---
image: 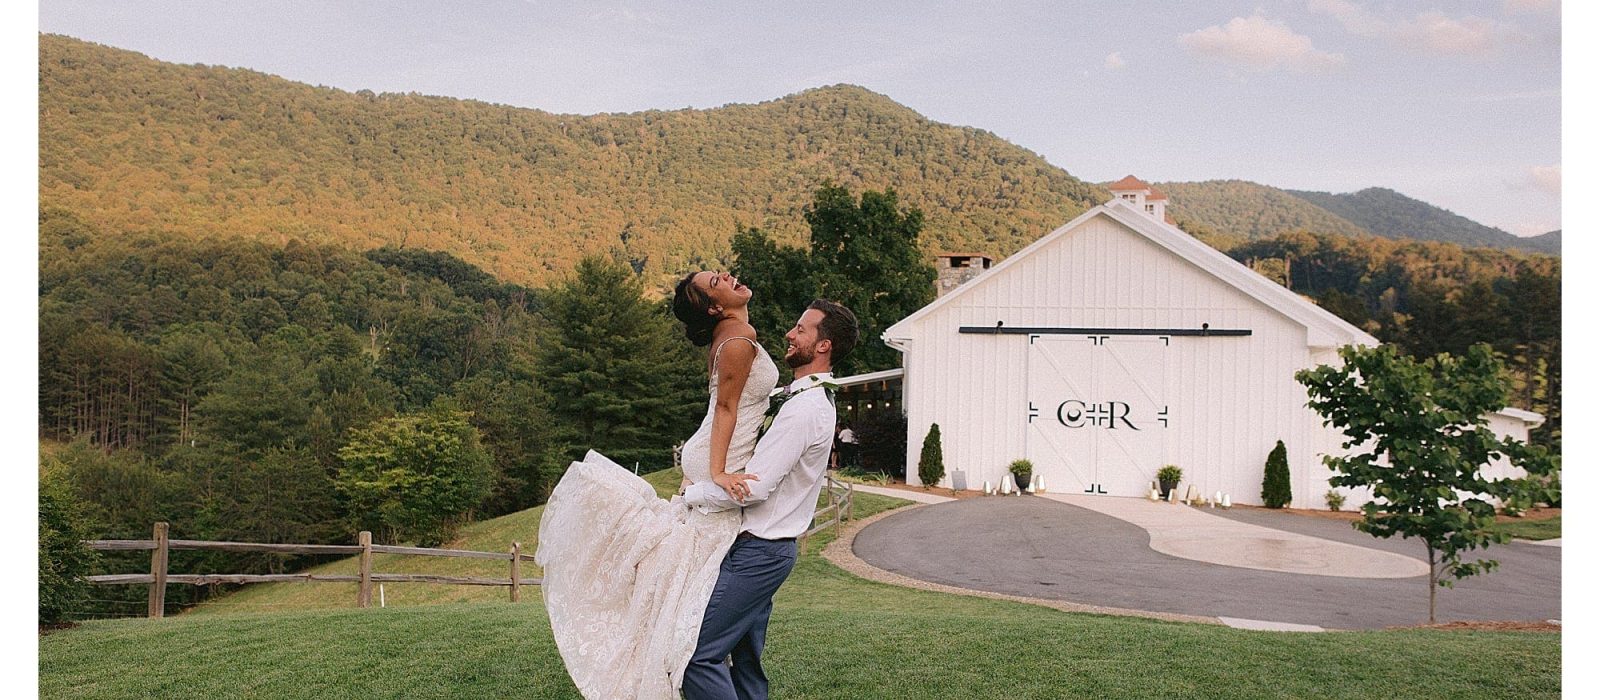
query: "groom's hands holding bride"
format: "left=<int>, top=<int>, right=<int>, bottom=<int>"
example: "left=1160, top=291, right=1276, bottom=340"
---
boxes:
left=713, top=471, right=760, bottom=502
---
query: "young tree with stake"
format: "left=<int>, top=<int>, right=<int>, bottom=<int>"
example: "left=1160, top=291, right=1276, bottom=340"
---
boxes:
left=1295, top=343, right=1558, bottom=623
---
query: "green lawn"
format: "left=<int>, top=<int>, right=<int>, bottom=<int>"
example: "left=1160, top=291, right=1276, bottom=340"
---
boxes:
left=42, top=469, right=1561, bottom=699
left=1494, top=515, right=1561, bottom=541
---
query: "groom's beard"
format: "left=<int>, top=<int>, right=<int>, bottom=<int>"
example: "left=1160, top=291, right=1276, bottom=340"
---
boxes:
left=785, top=345, right=815, bottom=369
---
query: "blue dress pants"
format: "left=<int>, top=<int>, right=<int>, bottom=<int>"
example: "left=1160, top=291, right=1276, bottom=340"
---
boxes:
left=680, top=536, right=798, bottom=700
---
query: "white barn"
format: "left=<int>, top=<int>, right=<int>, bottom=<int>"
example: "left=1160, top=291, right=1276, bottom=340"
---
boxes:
left=881, top=178, right=1543, bottom=508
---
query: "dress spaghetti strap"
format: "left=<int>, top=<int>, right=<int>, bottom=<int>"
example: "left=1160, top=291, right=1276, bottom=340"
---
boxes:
left=711, top=335, right=761, bottom=374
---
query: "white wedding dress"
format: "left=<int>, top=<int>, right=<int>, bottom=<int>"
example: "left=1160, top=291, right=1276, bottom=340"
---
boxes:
left=536, top=337, right=780, bottom=699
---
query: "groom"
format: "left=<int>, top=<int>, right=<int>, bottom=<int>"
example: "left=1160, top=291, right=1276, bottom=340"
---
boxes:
left=679, top=299, right=858, bottom=700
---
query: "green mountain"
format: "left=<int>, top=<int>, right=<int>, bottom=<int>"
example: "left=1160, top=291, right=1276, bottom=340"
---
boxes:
left=1285, top=187, right=1556, bottom=255
left=40, top=34, right=1104, bottom=287
left=40, top=33, right=1557, bottom=281
left=1156, top=180, right=1371, bottom=240
left=1156, top=180, right=1557, bottom=257
left=1524, top=230, right=1561, bottom=255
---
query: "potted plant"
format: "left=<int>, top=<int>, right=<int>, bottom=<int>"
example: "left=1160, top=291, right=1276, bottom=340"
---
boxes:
left=1156, top=465, right=1182, bottom=500
left=1008, top=459, right=1033, bottom=493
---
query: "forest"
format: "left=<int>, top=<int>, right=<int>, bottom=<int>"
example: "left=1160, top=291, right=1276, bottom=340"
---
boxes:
left=39, top=206, right=706, bottom=615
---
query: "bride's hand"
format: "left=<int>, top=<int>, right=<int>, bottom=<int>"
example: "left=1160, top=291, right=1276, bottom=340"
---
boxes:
left=713, top=472, right=760, bottom=502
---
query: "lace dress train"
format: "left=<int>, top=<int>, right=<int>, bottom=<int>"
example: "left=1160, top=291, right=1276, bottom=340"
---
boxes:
left=536, top=338, right=779, bottom=699
left=536, top=450, right=739, bottom=698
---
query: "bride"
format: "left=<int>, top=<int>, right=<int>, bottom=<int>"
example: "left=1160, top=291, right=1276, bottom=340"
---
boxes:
left=535, top=269, right=779, bottom=699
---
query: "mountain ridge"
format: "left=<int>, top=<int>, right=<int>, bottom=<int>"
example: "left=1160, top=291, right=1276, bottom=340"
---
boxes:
left=40, top=33, right=1556, bottom=291
left=1286, top=186, right=1556, bottom=255
left=40, top=34, right=1106, bottom=286
left=1153, top=179, right=1557, bottom=257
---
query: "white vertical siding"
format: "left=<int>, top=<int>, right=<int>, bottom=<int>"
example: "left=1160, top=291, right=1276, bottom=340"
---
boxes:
left=902, top=215, right=1372, bottom=507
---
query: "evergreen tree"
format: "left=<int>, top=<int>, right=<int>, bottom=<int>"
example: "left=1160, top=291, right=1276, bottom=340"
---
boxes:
left=155, top=329, right=228, bottom=449
left=1261, top=440, right=1292, bottom=508
left=443, top=365, right=560, bottom=513
left=918, top=423, right=945, bottom=488
left=193, top=331, right=319, bottom=457
left=534, top=255, right=702, bottom=471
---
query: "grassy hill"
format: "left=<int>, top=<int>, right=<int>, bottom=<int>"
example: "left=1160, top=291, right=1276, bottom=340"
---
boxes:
left=42, top=470, right=1560, bottom=698
left=41, top=34, right=1104, bottom=288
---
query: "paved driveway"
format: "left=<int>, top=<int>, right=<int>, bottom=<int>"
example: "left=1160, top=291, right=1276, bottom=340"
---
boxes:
left=851, top=496, right=1560, bottom=630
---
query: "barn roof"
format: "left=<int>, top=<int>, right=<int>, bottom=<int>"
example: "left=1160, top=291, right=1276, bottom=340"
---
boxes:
left=885, top=199, right=1382, bottom=349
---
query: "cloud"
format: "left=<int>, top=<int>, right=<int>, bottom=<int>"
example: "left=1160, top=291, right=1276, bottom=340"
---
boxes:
left=1307, top=0, right=1387, bottom=35
left=1179, top=15, right=1344, bottom=72
left=1308, top=0, right=1512, bottom=56
left=1104, top=52, right=1125, bottom=70
left=1404, top=12, right=1498, bottom=55
left=1526, top=165, right=1560, bottom=198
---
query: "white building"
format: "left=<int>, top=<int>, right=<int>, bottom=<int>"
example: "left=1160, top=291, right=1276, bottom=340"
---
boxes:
left=880, top=178, right=1543, bottom=508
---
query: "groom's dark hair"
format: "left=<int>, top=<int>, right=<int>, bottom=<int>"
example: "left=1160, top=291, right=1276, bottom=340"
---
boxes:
left=807, top=299, right=858, bottom=362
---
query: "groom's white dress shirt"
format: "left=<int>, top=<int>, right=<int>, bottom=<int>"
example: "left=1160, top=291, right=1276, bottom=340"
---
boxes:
left=683, top=372, right=836, bottom=540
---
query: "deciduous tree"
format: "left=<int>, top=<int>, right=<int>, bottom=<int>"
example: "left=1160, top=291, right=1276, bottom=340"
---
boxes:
left=1295, top=343, right=1559, bottom=622
left=336, top=408, right=494, bottom=546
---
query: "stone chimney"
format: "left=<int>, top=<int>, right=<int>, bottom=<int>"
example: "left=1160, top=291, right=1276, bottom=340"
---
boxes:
left=935, top=253, right=993, bottom=297
left=1107, top=175, right=1175, bottom=225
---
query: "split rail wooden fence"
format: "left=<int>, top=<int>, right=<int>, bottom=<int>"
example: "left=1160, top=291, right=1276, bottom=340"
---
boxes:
left=801, top=475, right=854, bottom=544
left=84, top=475, right=854, bottom=619
left=84, top=524, right=538, bottom=618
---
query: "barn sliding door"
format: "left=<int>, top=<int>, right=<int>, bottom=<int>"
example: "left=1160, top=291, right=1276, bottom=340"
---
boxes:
left=1026, top=335, right=1171, bottom=496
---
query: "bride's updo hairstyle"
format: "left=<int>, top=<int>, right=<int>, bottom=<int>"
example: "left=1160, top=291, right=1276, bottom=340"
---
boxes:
left=672, top=271, right=719, bottom=347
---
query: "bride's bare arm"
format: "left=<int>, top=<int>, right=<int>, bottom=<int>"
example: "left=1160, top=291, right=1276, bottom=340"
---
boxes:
left=709, top=329, right=761, bottom=501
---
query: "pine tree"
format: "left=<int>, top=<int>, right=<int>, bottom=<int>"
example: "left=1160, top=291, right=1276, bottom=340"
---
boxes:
left=918, top=423, right=945, bottom=488
left=1262, top=440, right=1292, bottom=508
left=534, top=255, right=702, bottom=471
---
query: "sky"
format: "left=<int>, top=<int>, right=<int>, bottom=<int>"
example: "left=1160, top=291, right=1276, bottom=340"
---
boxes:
left=38, top=1, right=1562, bottom=236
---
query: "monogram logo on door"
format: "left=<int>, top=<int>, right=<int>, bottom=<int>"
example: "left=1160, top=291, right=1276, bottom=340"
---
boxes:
left=1027, top=400, right=1171, bottom=430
